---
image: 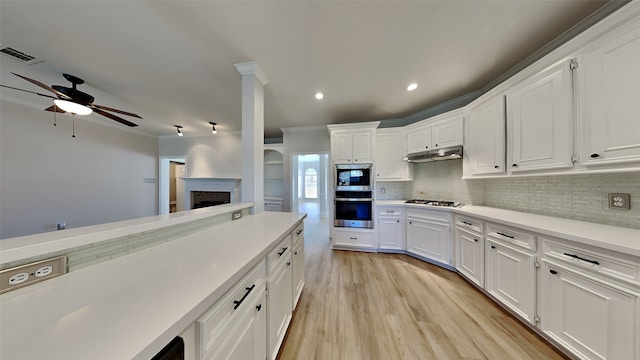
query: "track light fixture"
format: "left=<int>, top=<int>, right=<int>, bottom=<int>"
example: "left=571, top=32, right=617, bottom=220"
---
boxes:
left=209, top=122, right=217, bottom=134
left=174, top=125, right=183, bottom=136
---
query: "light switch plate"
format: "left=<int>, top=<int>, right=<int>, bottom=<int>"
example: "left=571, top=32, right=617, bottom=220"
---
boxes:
left=608, top=193, right=630, bottom=210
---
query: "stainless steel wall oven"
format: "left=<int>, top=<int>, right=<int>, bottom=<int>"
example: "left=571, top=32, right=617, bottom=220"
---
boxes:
left=334, top=190, right=373, bottom=229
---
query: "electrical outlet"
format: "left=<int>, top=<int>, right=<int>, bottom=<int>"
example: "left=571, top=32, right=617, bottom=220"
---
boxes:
left=0, top=256, right=67, bottom=294
left=608, top=193, right=630, bottom=210
left=232, top=210, right=242, bottom=221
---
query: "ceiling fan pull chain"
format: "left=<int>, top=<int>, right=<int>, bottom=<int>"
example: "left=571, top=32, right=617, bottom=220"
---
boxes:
left=72, top=114, right=76, bottom=138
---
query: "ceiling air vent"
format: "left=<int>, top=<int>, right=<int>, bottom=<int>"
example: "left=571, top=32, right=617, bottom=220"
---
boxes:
left=0, top=45, right=43, bottom=65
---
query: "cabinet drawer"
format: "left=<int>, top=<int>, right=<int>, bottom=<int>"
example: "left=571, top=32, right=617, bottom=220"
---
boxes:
left=541, top=237, right=640, bottom=286
left=197, top=260, right=266, bottom=359
left=455, top=215, right=483, bottom=234
left=333, top=230, right=375, bottom=249
left=291, top=222, right=304, bottom=247
left=267, top=235, right=292, bottom=273
left=378, top=206, right=405, bottom=217
left=486, top=223, right=536, bottom=252
left=406, top=208, right=450, bottom=223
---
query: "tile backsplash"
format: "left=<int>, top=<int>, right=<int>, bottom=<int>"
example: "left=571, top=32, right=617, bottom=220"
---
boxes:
left=380, top=159, right=640, bottom=229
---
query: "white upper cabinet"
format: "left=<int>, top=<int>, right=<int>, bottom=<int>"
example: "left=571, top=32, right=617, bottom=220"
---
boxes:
left=465, top=94, right=506, bottom=176
left=406, top=123, right=432, bottom=154
left=507, top=60, right=575, bottom=173
left=406, top=112, right=463, bottom=156
left=579, top=23, right=640, bottom=167
left=375, top=128, right=413, bottom=181
left=328, top=122, right=379, bottom=164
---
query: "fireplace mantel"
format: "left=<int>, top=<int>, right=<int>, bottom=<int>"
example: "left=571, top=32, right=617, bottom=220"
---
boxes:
left=181, top=178, right=241, bottom=210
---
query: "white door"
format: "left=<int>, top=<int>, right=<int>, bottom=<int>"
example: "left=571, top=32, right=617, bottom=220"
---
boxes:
left=580, top=25, right=640, bottom=166
left=351, top=130, right=374, bottom=163
left=378, top=216, right=405, bottom=250
left=331, top=132, right=352, bottom=164
left=432, top=117, right=463, bottom=149
left=406, top=125, right=432, bottom=154
left=375, top=131, right=403, bottom=179
left=507, top=60, right=574, bottom=172
left=406, top=218, right=450, bottom=265
left=485, top=239, right=536, bottom=324
left=466, top=95, right=506, bottom=175
left=540, top=261, right=639, bottom=360
left=267, top=262, right=292, bottom=360
left=456, top=228, right=484, bottom=287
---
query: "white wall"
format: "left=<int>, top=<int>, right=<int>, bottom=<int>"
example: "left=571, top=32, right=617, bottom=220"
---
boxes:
left=282, top=126, right=330, bottom=211
left=159, top=132, right=242, bottom=178
left=0, top=100, right=158, bottom=239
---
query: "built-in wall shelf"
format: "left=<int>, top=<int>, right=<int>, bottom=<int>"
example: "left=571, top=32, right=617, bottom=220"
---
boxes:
left=264, top=161, right=284, bottom=165
left=264, top=146, right=285, bottom=207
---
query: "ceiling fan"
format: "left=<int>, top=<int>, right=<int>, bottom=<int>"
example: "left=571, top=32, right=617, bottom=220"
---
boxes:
left=0, top=72, right=141, bottom=127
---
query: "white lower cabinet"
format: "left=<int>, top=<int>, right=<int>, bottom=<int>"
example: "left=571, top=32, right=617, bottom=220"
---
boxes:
left=485, top=238, right=536, bottom=325
left=540, top=260, right=639, bottom=360
left=406, top=209, right=451, bottom=266
left=197, top=261, right=267, bottom=360
left=291, top=223, right=305, bottom=310
left=455, top=227, right=484, bottom=288
left=332, top=228, right=376, bottom=250
left=378, top=206, right=406, bottom=251
left=267, top=237, right=293, bottom=360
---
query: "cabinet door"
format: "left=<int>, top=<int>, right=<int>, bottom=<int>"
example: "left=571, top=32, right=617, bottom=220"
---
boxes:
left=580, top=25, right=640, bottom=166
left=432, top=117, right=463, bottom=149
left=406, top=124, right=432, bottom=154
left=507, top=60, right=574, bottom=172
left=375, top=131, right=403, bottom=180
left=456, top=228, right=484, bottom=288
left=485, top=239, right=536, bottom=324
left=291, top=239, right=305, bottom=310
left=351, top=130, right=374, bottom=163
left=331, top=132, right=353, bottom=164
left=406, top=219, right=450, bottom=265
left=204, top=291, right=266, bottom=360
left=378, top=216, right=405, bottom=251
left=540, top=261, right=639, bottom=360
left=267, top=262, right=292, bottom=360
left=466, top=95, right=506, bottom=175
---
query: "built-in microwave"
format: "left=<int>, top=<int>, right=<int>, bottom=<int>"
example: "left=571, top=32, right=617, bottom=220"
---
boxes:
left=335, top=164, right=373, bottom=191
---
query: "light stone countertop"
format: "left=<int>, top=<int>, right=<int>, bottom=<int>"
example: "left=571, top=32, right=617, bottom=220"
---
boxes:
left=376, top=201, right=640, bottom=257
left=0, top=211, right=306, bottom=360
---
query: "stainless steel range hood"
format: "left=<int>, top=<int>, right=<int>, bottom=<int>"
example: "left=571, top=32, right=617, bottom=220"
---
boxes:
left=403, top=145, right=463, bottom=163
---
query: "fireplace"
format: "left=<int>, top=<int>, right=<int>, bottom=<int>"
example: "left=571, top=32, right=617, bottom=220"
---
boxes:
left=181, top=177, right=241, bottom=210
left=191, top=191, right=231, bottom=209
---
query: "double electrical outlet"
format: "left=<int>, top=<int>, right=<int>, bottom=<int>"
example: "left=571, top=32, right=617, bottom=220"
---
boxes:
left=0, top=256, right=67, bottom=294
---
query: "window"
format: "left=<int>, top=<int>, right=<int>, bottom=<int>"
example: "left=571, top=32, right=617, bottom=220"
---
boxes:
left=304, top=168, right=318, bottom=199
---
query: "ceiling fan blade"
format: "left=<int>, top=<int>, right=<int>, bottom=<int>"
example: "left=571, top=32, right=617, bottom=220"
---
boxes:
left=92, top=104, right=143, bottom=119
left=92, top=108, right=139, bottom=127
left=11, top=72, right=70, bottom=99
left=0, top=84, right=57, bottom=99
left=44, top=105, right=66, bottom=113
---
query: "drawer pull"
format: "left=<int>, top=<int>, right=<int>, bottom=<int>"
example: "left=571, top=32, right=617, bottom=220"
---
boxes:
left=233, top=284, right=256, bottom=310
left=563, top=252, right=600, bottom=266
left=386, top=210, right=394, bottom=213
left=296, top=230, right=303, bottom=236
left=496, top=232, right=514, bottom=239
left=474, top=239, right=478, bottom=242
left=461, top=221, right=472, bottom=226
left=256, top=304, right=262, bottom=312
left=349, top=237, right=358, bottom=240
left=490, top=245, right=496, bottom=249
left=549, top=269, right=558, bottom=275
left=277, top=247, right=288, bottom=256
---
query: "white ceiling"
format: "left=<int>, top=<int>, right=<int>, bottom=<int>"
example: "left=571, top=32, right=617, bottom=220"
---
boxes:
left=0, top=1, right=610, bottom=138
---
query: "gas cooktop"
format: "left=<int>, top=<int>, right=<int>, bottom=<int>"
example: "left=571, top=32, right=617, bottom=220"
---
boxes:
left=405, top=199, right=462, bottom=207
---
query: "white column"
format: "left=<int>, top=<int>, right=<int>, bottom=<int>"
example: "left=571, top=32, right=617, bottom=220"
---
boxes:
left=234, top=61, right=269, bottom=212
left=319, top=154, right=328, bottom=218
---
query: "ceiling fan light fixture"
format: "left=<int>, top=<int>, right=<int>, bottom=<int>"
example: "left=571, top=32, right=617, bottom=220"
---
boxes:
left=175, top=125, right=183, bottom=136
left=53, top=99, right=92, bottom=115
left=209, top=122, right=217, bottom=134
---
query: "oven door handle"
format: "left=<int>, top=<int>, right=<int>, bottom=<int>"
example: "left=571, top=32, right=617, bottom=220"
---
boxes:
left=335, top=198, right=374, bottom=202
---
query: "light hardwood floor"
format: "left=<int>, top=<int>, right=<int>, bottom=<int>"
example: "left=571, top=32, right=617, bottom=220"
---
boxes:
left=278, top=215, right=567, bottom=360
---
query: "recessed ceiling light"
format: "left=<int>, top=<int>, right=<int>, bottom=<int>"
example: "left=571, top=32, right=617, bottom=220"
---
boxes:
left=406, top=83, right=419, bottom=91
left=315, top=92, right=324, bottom=100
